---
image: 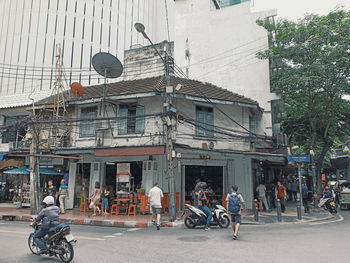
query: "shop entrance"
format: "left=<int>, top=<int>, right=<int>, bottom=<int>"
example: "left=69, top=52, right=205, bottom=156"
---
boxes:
left=105, top=161, right=143, bottom=193
left=185, top=165, right=223, bottom=205
left=74, top=163, right=91, bottom=208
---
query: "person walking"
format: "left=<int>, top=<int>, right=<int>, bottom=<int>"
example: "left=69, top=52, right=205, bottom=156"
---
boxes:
left=101, top=185, right=110, bottom=215
left=56, top=179, right=69, bottom=214
left=276, top=181, right=287, bottom=213
left=301, top=183, right=309, bottom=213
left=226, top=185, right=246, bottom=240
left=286, top=181, right=292, bottom=201
left=266, top=182, right=276, bottom=209
left=148, top=182, right=163, bottom=230
left=256, top=182, right=269, bottom=211
left=90, top=181, right=102, bottom=216
left=291, top=180, right=298, bottom=201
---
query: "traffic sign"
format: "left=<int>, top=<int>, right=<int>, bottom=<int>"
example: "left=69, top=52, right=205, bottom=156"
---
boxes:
left=288, top=155, right=311, bottom=163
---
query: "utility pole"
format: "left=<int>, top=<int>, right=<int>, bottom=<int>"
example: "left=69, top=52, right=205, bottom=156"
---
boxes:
left=164, top=42, right=176, bottom=221
left=134, top=23, right=176, bottom=221
left=29, top=121, right=40, bottom=214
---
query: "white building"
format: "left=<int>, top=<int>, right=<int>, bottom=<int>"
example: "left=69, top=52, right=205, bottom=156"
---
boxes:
left=0, top=0, right=169, bottom=105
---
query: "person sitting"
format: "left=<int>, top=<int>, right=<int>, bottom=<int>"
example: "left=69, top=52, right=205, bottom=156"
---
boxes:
left=195, top=182, right=212, bottom=231
left=32, top=196, right=60, bottom=254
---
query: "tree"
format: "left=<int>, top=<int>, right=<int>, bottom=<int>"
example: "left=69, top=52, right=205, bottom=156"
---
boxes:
left=257, top=9, right=350, bottom=193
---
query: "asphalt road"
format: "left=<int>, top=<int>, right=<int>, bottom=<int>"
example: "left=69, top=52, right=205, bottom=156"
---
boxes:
left=0, top=211, right=349, bottom=263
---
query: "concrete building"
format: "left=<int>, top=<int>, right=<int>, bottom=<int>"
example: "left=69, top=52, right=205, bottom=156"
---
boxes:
left=0, top=75, right=286, bottom=210
left=0, top=0, right=169, bottom=106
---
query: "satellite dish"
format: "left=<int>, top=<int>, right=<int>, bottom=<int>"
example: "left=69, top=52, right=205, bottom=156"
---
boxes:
left=92, top=52, right=123, bottom=78
left=70, top=82, right=85, bottom=97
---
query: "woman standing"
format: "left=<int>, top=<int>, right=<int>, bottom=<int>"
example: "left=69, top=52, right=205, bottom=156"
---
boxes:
left=57, top=179, right=69, bottom=214
left=101, top=185, right=110, bottom=215
left=90, top=181, right=102, bottom=216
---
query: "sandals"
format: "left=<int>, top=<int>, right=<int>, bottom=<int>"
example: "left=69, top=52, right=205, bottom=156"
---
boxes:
left=232, top=235, right=237, bottom=240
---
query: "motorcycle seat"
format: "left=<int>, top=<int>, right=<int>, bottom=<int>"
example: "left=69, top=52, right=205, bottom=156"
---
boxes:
left=49, top=222, right=69, bottom=233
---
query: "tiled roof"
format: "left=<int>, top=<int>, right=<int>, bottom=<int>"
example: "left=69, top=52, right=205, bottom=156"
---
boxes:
left=37, top=76, right=259, bottom=106
left=0, top=90, right=53, bottom=109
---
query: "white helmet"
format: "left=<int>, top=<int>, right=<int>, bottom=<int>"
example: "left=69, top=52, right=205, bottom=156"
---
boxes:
left=42, top=196, right=55, bottom=206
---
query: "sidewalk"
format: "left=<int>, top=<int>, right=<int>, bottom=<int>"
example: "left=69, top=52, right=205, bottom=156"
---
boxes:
left=243, top=201, right=334, bottom=224
left=0, top=201, right=334, bottom=228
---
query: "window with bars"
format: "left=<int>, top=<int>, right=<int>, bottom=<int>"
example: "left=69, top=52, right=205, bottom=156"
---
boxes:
left=79, top=106, right=97, bottom=138
left=196, top=106, right=214, bottom=137
left=117, top=105, right=145, bottom=135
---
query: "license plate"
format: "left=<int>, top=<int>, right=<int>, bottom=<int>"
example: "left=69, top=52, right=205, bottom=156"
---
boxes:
left=65, top=233, right=74, bottom=242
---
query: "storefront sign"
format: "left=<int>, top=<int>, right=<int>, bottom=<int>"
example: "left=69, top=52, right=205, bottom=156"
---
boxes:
left=288, top=155, right=310, bottom=163
left=116, top=163, right=130, bottom=175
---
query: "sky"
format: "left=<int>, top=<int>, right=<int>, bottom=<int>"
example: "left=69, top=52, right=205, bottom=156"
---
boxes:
left=252, top=0, right=350, bottom=20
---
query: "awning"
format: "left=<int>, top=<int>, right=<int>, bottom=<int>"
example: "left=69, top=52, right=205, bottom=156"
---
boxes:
left=95, top=146, right=165, bottom=157
left=0, top=152, right=7, bottom=161
left=3, top=166, right=64, bottom=176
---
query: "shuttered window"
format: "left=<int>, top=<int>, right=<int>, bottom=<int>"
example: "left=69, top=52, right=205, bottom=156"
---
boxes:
left=117, top=105, right=145, bottom=135
left=79, top=106, right=97, bottom=138
left=196, top=106, right=214, bottom=137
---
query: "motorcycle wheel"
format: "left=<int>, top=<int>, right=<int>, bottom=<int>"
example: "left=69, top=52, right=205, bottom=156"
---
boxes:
left=218, top=215, right=230, bottom=228
left=184, top=215, right=196, bottom=229
left=330, top=207, right=337, bottom=214
left=28, top=233, right=39, bottom=255
left=58, top=239, right=74, bottom=263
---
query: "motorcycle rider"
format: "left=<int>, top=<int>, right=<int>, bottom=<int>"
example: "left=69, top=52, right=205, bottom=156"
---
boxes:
left=323, top=185, right=334, bottom=199
left=194, top=180, right=212, bottom=231
left=32, top=195, right=60, bottom=254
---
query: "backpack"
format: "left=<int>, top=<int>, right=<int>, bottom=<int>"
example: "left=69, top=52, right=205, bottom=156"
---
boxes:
left=228, top=193, right=241, bottom=214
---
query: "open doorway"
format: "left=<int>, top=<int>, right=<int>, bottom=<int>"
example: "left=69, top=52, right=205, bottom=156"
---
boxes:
left=185, top=165, right=223, bottom=204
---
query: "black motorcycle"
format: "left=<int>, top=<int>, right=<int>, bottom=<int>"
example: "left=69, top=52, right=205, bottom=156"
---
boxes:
left=184, top=204, right=230, bottom=229
left=28, top=221, right=76, bottom=263
left=318, top=197, right=337, bottom=214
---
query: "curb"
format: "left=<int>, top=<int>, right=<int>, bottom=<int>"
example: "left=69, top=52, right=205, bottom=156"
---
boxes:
left=0, top=214, right=178, bottom=229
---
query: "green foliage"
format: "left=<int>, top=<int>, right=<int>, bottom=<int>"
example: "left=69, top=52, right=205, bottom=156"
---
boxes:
left=257, top=10, right=350, bottom=192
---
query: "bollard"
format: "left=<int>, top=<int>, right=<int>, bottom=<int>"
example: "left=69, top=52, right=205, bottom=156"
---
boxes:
left=253, top=199, right=259, bottom=222
left=296, top=198, right=302, bottom=220
left=276, top=199, right=282, bottom=222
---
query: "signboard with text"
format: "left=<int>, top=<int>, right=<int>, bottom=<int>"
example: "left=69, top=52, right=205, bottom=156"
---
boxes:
left=288, top=155, right=311, bottom=163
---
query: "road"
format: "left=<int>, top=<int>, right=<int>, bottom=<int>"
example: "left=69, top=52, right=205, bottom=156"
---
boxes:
left=0, top=211, right=349, bottom=263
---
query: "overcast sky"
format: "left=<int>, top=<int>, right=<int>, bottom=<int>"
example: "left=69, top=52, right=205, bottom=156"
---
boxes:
left=252, top=0, right=350, bottom=20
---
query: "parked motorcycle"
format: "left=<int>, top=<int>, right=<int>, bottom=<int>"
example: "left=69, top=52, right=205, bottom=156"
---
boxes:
left=184, top=204, right=230, bottom=229
left=28, top=221, right=76, bottom=263
left=318, top=197, right=337, bottom=214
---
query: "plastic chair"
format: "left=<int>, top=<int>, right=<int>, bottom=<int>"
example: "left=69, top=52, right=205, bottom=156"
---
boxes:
left=110, top=204, right=119, bottom=215
left=128, top=204, right=137, bottom=216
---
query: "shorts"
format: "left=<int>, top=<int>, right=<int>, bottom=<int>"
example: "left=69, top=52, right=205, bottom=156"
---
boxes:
left=151, top=206, right=161, bottom=215
left=102, top=198, right=108, bottom=209
left=231, top=213, right=242, bottom=223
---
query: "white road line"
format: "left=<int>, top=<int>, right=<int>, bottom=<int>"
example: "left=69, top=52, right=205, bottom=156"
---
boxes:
left=112, top=233, right=123, bottom=236
left=309, top=214, right=344, bottom=225
left=127, top=228, right=140, bottom=232
left=103, top=235, right=116, bottom=238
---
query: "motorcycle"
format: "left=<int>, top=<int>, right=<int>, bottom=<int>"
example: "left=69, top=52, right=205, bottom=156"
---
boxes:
left=318, top=197, right=337, bottom=214
left=184, top=203, right=230, bottom=229
left=28, top=220, right=76, bottom=263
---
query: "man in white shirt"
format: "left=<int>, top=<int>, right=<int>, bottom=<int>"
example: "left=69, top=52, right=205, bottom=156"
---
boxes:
left=256, top=182, right=269, bottom=211
left=148, top=182, right=163, bottom=230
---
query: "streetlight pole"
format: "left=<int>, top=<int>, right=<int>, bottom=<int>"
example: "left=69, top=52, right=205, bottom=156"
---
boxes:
left=134, top=23, right=176, bottom=221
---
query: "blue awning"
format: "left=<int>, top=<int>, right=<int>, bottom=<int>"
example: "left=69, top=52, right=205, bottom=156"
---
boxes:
left=3, top=166, right=64, bottom=176
left=3, top=166, right=29, bottom=175
left=0, top=152, right=7, bottom=161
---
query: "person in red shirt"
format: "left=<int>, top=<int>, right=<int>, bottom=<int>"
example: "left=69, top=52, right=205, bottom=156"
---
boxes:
left=276, top=181, right=287, bottom=213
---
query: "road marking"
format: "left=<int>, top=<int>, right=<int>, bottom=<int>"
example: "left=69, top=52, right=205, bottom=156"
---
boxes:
left=103, top=235, right=116, bottom=238
left=127, top=228, right=140, bottom=232
left=309, top=214, right=344, bottom=225
left=0, top=230, right=105, bottom=241
left=112, top=233, right=123, bottom=236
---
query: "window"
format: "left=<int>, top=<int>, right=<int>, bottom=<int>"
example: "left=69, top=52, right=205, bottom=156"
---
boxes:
left=79, top=106, right=97, bottom=138
left=117, top=105, right=145, bottom=135
left=213, top=0, right=249, bottom=9
left=196, top=106, right=214, bottom=137
left=2, top=117, right=27, bottom=143
left=249, top=116, right=257, bottom=134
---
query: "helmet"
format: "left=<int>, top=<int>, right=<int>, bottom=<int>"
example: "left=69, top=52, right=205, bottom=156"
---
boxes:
left=199, top=182, right=207, bottom=189
left=42, top=196, right=55, bottom=207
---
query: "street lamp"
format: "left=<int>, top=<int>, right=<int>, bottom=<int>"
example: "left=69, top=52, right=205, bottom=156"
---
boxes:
left=134, top=22, right=176, bottom=221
